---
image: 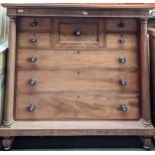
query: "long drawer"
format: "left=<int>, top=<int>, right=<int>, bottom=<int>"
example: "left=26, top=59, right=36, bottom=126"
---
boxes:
left=15, top=93, right=140, bottom=120
left=17, top=50, right=138, bottom=70
left=16, top=70, right=138, bottom=93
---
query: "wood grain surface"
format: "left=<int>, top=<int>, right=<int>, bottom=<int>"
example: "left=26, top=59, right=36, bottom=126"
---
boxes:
left=16, top=50, right=138, bottom=70
left=16, top=70, right=138, bottom=93
left=15, top=92, right=140, bottom=120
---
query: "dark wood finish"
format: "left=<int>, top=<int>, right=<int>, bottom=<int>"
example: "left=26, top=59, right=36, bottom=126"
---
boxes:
left=0, top=4, right=154, bottom=149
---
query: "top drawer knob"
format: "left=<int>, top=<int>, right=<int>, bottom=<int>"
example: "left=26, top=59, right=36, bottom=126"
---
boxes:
left=73, top=29, right=81, bottom=36
left=118, top=22, right=125, bottom=28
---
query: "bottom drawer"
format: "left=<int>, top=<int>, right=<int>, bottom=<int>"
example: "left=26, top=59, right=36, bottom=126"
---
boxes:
left=15, top=92, right=140, bottom=120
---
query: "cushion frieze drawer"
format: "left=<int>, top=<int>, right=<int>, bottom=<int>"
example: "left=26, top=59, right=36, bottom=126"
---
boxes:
left=53, top=18, right=105, bottom=49
left=17, top=50, right=138, bottom=70
left=15, top=93, right=140, bottom=120
left=17, top=33, right=51, bottom=49
left=17, top=17, right=52, bottom=32
left=16, top=70, right=139, bottom=93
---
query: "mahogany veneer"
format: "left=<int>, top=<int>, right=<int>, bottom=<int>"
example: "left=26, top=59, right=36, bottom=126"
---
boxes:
left=0, top=3, right=154, bottom=150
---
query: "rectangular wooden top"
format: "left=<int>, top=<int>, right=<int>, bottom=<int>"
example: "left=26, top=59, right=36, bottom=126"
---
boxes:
left=2, top=3, right=153, bottom=10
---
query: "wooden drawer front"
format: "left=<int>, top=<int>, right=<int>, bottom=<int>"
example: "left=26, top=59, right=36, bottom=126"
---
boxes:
left=15, top=93, right=140, bottom=120
left=106, top=19, right=137, bottom=32
left=17, top=50, right=138, bottom=70
left=53, top=18, right=105, bottom=49
left=16, top=70, right=138, bottom=93
left=106, top=34, right=137, bottom=49
left=17, top=33, right=51, bottom=49
left=17, top=17, right=51, bottom=32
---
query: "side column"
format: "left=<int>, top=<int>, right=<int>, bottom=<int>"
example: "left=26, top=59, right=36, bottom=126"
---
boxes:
left=3, top=17, right=16, bottom=126
left=140, top=18, right=151, bottom=125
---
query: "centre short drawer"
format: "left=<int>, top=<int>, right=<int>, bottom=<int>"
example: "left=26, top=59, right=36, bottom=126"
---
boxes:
left=15, top=93, right=140, bottom=120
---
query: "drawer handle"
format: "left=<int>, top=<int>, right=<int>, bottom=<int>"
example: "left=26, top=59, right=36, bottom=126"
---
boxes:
left=31, top=37, right=37, bottom=43
left=30, top=56, right=38, bottom=63
left=119, top=56, right=126, bottom=64
left=32, top=19, right=38, bottom=27
left=28, top=103, right=37, bottom=112
left=120, top=104, right=128, bottom=112
left=119, top=79, right=127, bottom=86
left=29, top=77, right=37, bottom=85
left=118, top=35, right=125, bottom=44
left=118, top=22, right=125, bottom=28
left=73, top=29, right=81, bottom=36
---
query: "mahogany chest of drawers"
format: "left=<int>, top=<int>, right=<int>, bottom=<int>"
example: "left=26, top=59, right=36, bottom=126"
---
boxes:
left=0, top=4, right=154, bottom=150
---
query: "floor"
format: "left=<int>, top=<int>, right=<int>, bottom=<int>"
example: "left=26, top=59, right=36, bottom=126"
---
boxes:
left=0, top=136, right=155, bottom=151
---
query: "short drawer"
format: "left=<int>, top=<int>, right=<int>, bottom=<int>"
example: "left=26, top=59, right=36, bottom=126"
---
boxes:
left=15, top=93, right=140, bottom=120
left=106, top=18, right=137, bottom=32
left=17, top=17, right=51, bottom=32
left=106, top=34, right=137, bottom=49
left=16, top=70, right=139, bottom=93
left=17, top=33, right=51, bottom=49
left=53, top=18, right=105, bottom=49
left=17, top=50, right=138, bottom=70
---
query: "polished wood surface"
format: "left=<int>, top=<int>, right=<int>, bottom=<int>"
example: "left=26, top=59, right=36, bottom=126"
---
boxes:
left=106, top=18, right=137, bottom=32
left=0, top=4, right=154, bottom=150
left=2, top=3, right=154, bottom=9
left=17, top=50, right=138, bottom=69
left=15, top=93, right=139, bottom=120
left=16, top=70, right=138, bottom=93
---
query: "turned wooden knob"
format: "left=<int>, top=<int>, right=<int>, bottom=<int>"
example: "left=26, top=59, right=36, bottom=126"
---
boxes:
left=119, top=56, right=126, bottom=64
left=29, top=77, right=37, bottom=85
left=119, top=79, right=127, bottom=86
left=28, top=103, right=37, bottom=112
left=30, top=56, right=38, bottom=63
left=73, top=29, right=81, bottom=36
left=120, top=104, right=128, bottom=112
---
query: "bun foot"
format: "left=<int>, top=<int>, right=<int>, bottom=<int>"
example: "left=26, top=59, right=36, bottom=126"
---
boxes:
left=2, top=137, right=14, bottom=151
left=140, top=136, right=152, bottom=150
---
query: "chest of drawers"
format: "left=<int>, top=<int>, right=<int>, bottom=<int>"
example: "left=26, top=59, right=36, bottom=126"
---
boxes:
left=0, top=4, right=154, bottom=150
